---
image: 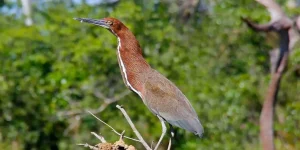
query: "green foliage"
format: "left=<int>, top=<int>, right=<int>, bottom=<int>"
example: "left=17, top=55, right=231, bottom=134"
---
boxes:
left=0, top=0, right=299, bottom=149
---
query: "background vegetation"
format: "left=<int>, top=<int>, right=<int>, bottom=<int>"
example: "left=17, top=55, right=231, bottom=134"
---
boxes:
left=0, top=0, right=299, bottom=149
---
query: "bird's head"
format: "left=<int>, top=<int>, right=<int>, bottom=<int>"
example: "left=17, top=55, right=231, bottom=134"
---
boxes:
left=74, top=17, right=126, bottom=36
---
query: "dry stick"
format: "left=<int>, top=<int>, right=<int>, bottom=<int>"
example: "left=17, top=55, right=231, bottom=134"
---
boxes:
left=116, top=105, right=152, bottom=150
left=91, top=132, right=106, bottom=143
left=77, top=143, right=98, bottom=150
left=120, top=130, right=126, bottom=139
left=88, top=111, right=140, bottom=142
left=77, top=132, right=107, bottom=149
left=150, top=141, right=154, bottom=149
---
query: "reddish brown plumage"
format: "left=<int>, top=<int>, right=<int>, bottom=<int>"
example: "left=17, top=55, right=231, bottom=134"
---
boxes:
left=76, top=17, right=204, bottom=137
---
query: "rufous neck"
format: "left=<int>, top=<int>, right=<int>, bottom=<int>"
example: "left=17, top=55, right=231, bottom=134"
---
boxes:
left=116, top=28, right=151, bottom=93
left=116, top=28, right=143, bottom=55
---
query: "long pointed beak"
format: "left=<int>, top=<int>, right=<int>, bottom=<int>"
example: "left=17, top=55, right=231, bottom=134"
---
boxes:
left=74, top=18, right=109, bottom=28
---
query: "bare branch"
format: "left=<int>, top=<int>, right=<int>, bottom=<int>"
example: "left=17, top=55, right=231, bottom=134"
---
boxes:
left=88, top=111, right=140, bottom=142
left=241, top=17, right=273, bottom=31
left=77, top=143, right=98, bottom=150
left=116, top=105, right=152, bottom=150
left=91, top=132, right=106, bottom=143
left=79, top=131, right=136, bottom=150
left=119, top=130, right=126, bottom=140
left=241, top=0, right=293, bottom=32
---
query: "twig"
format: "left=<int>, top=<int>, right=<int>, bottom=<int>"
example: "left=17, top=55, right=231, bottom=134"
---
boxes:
left=91, top=132, right=106, bottom=143
left=116, top=105, right=152, bottom=150
left=77, top=143, right=98, bottom=150
left=88, top=111, right=140, bottom=142
left=150, top=141, right=154, bottom=149
left=119, top=130, right=125, bottom=140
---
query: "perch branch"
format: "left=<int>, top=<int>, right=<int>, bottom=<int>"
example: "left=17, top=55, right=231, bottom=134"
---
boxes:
left=116, top=105, right=152, bottom=150
left=77, top=132, right=107, bottom=149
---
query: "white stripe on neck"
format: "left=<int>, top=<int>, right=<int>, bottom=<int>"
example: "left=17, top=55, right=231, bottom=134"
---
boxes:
left=117, top=37, right=142, bottom=98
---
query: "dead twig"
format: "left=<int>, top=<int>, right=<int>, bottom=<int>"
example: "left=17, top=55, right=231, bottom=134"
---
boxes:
left=116, top=105, right=152, bottom=150
left=88, top=111, right=140, bottom=142
left=77, top=143, right=98, bottom=150
left=80, top=105, right=172, bottom=150
left=78, top=131, right=136, bottom=150
left=91, top=132, right=106, bottom=143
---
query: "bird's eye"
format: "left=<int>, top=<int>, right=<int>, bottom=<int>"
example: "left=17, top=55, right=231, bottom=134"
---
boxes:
left=106, top=21, right=113, bottom=25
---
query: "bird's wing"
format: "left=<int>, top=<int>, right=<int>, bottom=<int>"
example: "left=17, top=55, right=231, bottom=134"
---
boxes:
left=143, top=70, right=204, bottom=136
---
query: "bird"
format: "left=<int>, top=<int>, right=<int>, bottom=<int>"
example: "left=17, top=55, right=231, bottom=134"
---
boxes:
left=74, top=17, right=204, bottom=143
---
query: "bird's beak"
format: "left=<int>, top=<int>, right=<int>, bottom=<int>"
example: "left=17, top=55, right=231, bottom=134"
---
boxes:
left=74, top=18, right=110, bottom=29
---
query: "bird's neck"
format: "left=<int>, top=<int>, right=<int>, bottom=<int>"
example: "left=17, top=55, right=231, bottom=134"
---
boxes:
left=116, top=30, right=151, bottom=96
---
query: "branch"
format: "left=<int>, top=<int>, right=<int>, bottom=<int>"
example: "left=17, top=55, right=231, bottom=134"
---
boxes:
left=116, top=105, right=152, bottom=150
left=116, top=106, right=172, bottom=150
left=91, top=132, right=106, bottom=143
left=241, top=17, right=291, bottom=32
left=78, top=131, right=136, bottom=150
left=242, top=1, right=295, bottom=150
left=241, top=17, right=273, bottom=31
left=80, top=105, right=171, bottom=150
left=241, top=0, right=293, bottom=32
left=88, top=111, right=140, bottom=142
left=77, top=143, right=98, bottom=150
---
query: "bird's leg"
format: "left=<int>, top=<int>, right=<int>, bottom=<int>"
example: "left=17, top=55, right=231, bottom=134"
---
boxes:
left=154, top=115, right=167, bottom=150
left=167, top=138, right=172, bottom=150
left=169, top=124, right=175, bottom=138
left=167, top=124, right=174, bottom=150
